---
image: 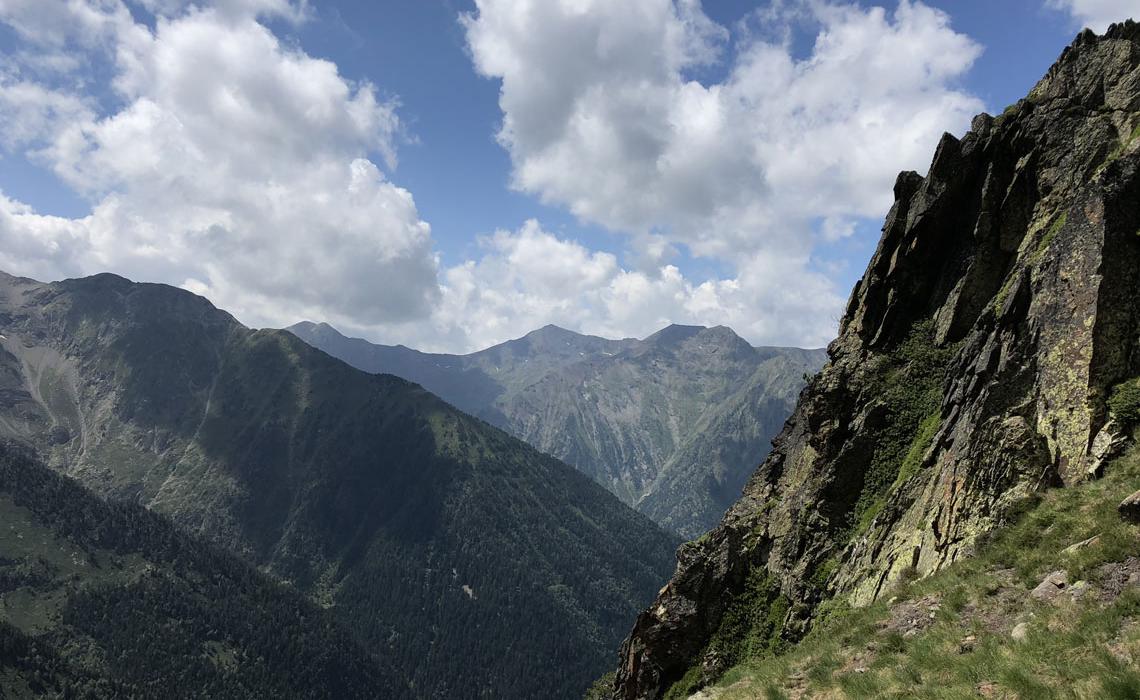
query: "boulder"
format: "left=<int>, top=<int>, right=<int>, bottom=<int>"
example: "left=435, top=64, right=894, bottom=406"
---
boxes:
left=1119, top=490, right=1140, bottom=523
left=1030, top=571, right=1068, bottom=602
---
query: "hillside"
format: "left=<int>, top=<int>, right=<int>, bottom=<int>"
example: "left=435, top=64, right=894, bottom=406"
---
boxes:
left=289, top=322, right=825, bottom=537
left=0, top=443, right=403, bottom=699
left=675, top=440, right=1140, bottom=699
left=0, top=271, right=678, bottom=699
left=611, top=22, right=1140, bottom=699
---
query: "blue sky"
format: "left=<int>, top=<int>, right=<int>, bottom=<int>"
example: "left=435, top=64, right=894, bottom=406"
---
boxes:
left=0, top=0, right=1133, bottom=351
left=286, top=0, right=1084, bottom=286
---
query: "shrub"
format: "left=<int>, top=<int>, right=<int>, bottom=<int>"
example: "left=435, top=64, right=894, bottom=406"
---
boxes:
left=1108, top=378, right=1140, bottom=427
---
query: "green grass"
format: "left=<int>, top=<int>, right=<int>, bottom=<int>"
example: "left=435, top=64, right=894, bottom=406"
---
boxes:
left=681, top=441, right=1140, bottom=700
left=583, top=672, right=615, bottom=700
left=993, top=102, right=1020, bottom=127
left=1105, top=123, right=1140, bottom=165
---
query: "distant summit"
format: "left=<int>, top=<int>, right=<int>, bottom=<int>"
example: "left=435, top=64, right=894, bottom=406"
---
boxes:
left=288, top=321, right=826, bottom=537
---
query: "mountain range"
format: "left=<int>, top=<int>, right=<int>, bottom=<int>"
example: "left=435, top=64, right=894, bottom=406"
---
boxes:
left=0, top=270, right=677, bottom=699
left=4, top=20, right=1140, bottom=700
left=288, top=321, right=825, bottom=538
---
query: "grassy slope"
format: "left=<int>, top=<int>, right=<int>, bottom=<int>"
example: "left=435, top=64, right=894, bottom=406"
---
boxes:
left=683, top=442, right=1140, bottom=700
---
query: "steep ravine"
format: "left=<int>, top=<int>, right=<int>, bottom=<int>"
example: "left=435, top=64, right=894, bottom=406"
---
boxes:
left=612, top=22, right=1140, bottom=699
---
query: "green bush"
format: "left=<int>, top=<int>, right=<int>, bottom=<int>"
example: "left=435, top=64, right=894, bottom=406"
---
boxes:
left=1108, top=378, right=1140, bottom=427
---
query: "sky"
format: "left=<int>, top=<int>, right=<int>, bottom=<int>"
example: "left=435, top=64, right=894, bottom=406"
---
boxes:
left=0, top=0, right=1135, bottom=353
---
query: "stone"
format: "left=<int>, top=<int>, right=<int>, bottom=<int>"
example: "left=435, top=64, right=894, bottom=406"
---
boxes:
left=1119, top=490, right=1140, bottom=523
left=1062, top=535, right=1101, bottom=554
left=1068, top=580, right=1091, bottom=601
left=1030, top=571, right=1069, bottom=602
left=1011, top=623, right=1030, bottom=642
left=1088, top=422, right=1129, bottom=477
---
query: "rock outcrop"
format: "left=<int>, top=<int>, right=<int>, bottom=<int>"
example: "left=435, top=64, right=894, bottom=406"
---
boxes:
left=614, top=22, right=1140, bottom=699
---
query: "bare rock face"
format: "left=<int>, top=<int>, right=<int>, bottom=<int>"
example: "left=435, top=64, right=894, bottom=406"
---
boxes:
left=614, top=22, right=1140, bottom=700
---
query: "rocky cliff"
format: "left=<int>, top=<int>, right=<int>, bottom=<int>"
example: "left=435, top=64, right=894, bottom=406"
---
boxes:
left=614, top=22, right=1140, bottom=699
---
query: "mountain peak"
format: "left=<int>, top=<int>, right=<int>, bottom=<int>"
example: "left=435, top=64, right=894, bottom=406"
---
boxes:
left=644, top=324, right=707, bottom=346
left=287, top=320, right=343, bottom=339
left=527, top=323, right=581, bottom=338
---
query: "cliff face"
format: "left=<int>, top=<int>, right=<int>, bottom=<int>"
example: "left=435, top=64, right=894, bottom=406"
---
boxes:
left=615, top=23, right=1140, bottom=699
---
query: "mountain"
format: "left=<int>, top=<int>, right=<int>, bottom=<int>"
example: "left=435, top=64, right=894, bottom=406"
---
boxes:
left=288, top=321, right=826, bottom=537
left=611, top=22, right=1140, bottom=699
left=0, top=442, right=405, bottom=699
left=0, top=271, right=678, bottom=699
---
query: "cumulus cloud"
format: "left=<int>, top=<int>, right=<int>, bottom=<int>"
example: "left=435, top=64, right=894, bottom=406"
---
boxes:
left=0, top=0, right=989, bottom=353
left=1048, top=0, right=1137, bottom=32
left=0, top=0, right=439, bottom=328
left=462, top=0, right=984, bottom=344
left=336, top=220, right=842, bottom=353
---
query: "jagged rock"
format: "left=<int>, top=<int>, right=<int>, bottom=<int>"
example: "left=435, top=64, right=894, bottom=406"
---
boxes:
left=1030, top=571, right=1069, bottom=602
left=1119, top=490, right=1140, bottom=522
left=614, top=22, right=1140, bottom=700
left=1088, top=422, right=1130, bottom=477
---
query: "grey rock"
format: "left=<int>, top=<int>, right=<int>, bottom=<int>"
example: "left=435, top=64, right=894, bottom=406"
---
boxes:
left=1030, top=571, right=1069, bottom=602
left=1061, top=534, right=1101, bottom=554
left=1120, top=490, right=1140, bottom=523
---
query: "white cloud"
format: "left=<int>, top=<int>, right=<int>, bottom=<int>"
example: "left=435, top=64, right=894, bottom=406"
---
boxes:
left=462, top=0, right=984, bottom=344
left=0, top=0, right=133, bottom=47
left=338, top=220, right=842, bottom=353
left=1048, top=0, right=1137, bottom=32
left=0, top=1, right=439, bottom=329
left=0, top=0, right=990, bottom=354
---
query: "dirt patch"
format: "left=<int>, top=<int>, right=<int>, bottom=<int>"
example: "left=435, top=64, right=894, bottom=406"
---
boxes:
left=878, top=594, right=942, bottom=637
